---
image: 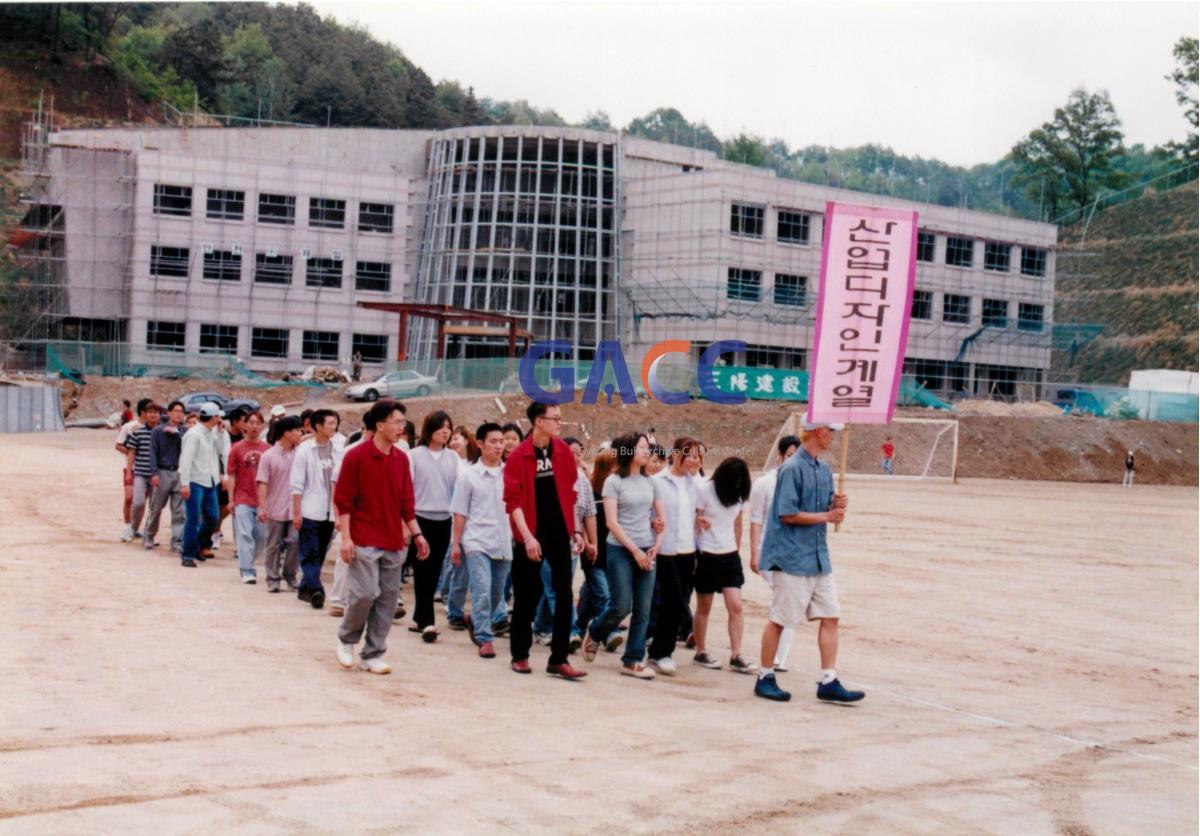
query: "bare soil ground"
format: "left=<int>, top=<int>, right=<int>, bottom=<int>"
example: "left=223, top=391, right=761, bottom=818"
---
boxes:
left=0, top=431, right=1195, bottom=833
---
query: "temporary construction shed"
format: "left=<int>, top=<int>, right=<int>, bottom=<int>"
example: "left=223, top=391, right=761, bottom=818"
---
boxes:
left=0, top=382, right=66, bottom=433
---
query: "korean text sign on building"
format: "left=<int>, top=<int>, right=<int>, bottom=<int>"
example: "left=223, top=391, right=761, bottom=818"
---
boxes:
left=807, top=202, right=918, bottom=424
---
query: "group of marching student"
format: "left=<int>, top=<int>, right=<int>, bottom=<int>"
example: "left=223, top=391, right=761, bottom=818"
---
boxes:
left=114, top=393, right=866, bottom=703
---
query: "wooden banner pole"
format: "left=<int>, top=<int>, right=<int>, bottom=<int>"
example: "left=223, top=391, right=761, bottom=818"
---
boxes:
left=835, top=424, right=850, bottom=533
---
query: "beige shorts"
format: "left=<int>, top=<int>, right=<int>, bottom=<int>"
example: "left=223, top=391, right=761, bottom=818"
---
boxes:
left=767, top=571, right=841, bottom=627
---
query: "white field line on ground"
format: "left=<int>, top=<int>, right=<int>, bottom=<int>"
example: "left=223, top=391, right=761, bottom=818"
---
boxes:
left=860, top=679, right=1199, bottom=772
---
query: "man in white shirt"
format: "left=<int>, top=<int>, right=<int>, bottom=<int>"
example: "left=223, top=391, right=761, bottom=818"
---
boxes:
left=748, top=434, right=801, bottom=672
left=448, top=423, right=513, bottom=659
left=290, top=409, right=343, bottom=609
left=178, top=403, right=225, bottom=568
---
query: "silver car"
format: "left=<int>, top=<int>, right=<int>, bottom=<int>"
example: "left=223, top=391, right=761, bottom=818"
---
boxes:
left=345, top=370, right=437, bottom=402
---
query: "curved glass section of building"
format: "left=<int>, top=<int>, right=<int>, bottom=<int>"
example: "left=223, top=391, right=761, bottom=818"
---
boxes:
left=411, top=128, right=618, bottom=361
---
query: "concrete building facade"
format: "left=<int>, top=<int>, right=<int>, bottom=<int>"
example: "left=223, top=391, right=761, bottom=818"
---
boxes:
left=23, top=124, right=1056, bottom=398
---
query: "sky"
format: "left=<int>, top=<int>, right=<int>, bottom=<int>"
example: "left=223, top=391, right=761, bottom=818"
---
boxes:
left=306, top=1, right=1198, bottom=167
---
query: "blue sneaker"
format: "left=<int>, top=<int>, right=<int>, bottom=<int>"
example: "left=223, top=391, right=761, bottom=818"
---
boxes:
left=754, top=673, right=791, bottom=702
left=816, top=678, right=865, bottom=703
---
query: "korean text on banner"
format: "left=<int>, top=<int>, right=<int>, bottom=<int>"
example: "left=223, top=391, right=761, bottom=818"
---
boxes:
left=807, top=202, right=918, bottom=424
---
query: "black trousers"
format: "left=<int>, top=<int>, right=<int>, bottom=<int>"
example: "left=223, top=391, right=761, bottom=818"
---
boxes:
left=676, top=552, right=696, bottom=641
left=408, top=516, right=451, bottom=629
left=649, top=554, right=690, bottom=659
left=510, top=538, right=573, bottom=666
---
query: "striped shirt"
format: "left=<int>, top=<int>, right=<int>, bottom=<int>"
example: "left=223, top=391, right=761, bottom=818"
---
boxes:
left=127, top=425, right=157, bottom=477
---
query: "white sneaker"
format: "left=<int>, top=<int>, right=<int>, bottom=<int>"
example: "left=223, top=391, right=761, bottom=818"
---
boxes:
left=336, top=640, right=355, bottom=669
left=211, top=532, right=223, bottom=550
left=649, top=657, right=677, bottom=676
left=359, top=657, right=391, bottom=675
left=241, top=575, right=257, bottom=585
left=119, top=526, right=134, bottom=543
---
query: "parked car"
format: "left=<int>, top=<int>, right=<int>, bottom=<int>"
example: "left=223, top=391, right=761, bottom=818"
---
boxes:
left=1051, top=388, right=1105, bottom=417
left=344, top=371, right=437, bottom=402
left=178, top=392, right=262, bottom=415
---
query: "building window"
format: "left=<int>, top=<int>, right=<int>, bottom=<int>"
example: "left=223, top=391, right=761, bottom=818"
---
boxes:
left=153, top=184, right=192, bottom=217
left=251, top=327, right=289, bottom=358
left=730, top=203, right=764, bottom=238
left=206, top=189, right=244, bottom=221
left=745, top=343, right=805, bottom=370
left=202, top=250, right=241, bottom=282
left=150, top=245, right=190, bottom=278
left=1018, top=303, right=1045, bottom=332
left=777, top=210, right=810, bottom=244
left=359, top=202, right=395, bottom=233
left=352, top=333, right=388, bottom=363
left=942, top=293, right=971, bottom=323
left=254, top=253, right=293, bottom=285
left=147, top=320, right=186, bottom=352
left=982, top=298, right=1009, bottom=327
left=1021, top=247, right=1047, bottom=277
left=302, top=330, right=339, bottom=361
left=916, top=231, right=935, bottom=262
left=945, top=236, right=974, bottom=267
left=258, top=193, right=296, bottom=225
left=773, top=273, right=807, bottom=307
left=911, top=289, right=932, bottom=320
left=727, top=268, right=762, bottom=301
left=306, top=258, right=342, bottom=289
left=309, top=197, right=346, bottom=229
left=355, top=261, right=392, bottom=293
left=984, top=241, right=1011, bottom=272
left=199, top=324, right=238, bottom=355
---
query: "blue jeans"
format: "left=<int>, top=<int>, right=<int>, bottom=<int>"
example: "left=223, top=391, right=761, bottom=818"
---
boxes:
left=446, top=559, right=468, bottom=621
left=298, top=518, right=335, bottom=593
left=589, top=543, right=656, bottom=666
left=233, top=504, right=266, bottom=578
left=882, top=458, right=894, bottom=474
left=576, top=561, right=610, bottom=638
left=465, top=552, right=512, bottom=643
left=182, top=481, right=220, bottom=563
left=534, top=554, right=579, bottom=635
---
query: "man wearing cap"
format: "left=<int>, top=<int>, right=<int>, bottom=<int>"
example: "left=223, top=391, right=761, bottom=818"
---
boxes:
left=754, top=420, right=864, bottom=704
left=179, top=402, right=225, bottom=568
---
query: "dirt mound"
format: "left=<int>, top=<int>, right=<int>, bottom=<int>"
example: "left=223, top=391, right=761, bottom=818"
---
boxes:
left=953, top=399, right=1065, bottom=417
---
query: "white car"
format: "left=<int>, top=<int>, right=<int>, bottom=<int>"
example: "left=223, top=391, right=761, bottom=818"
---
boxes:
left=345, top=370, right=437, bottom=402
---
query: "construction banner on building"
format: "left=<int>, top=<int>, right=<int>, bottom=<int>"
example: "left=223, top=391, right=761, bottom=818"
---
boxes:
left=808, top=202, right=918, bottom=424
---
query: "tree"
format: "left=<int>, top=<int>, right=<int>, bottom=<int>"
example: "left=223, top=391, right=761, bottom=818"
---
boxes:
left=1011, top=88, right=1126, bottom=220
left=722, top=133, right=768, bottom=167
left=1164, top=36, right=1198, bottom=165
left=625, top=107, right=722, bottom=153
left=580, top=110, right=613, bottom=131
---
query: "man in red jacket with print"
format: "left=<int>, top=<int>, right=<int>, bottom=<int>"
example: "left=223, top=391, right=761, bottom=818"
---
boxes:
left=503, top=401, right=587, bottom=680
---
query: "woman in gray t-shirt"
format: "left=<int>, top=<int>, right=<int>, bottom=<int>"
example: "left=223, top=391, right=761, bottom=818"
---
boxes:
left=584, top=432, right=665, bottom=680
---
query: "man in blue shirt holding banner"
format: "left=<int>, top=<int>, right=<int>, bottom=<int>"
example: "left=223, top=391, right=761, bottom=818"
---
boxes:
left=754, top=419, right=865, bottom=704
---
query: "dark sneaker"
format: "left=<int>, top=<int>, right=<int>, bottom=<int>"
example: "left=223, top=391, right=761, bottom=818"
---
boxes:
left=511, top=659, right=532, bottom=674
left=604, top=633, right=624, bottom=653
left=393, top=602, right=407, bottom=621
left=478, top=641, right=496, bottom=658
left=198, top=549, right=214, bottom=561
left=685, top=632, right=696, bottom=650
left=546, top=662, right=588, bottom=680
left=310, top=589, right=325, bottom=610
left=492, top=618, right=510, bottom=636
left=422, top=626, right=439, bottom=644
left=568, top=634, right=583, bottom=654
left=447, top=616, right=467, bottom=631
left=181, top=558, right=197, bottom=568
left=816, top=678, right=865, bottom=703
left=728, top=655, right=758, bottom=675
left=692, top=651, right=722, bottom=670
left=297, top=588, right=313, bottom=603
left=754, top=673, right=792, bottom=702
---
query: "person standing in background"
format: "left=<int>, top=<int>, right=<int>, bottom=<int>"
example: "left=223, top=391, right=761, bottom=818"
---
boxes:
left=228, top=412, right=270, bottom=584
left=144, top=400, right=187, bottom=553
left=881, top=435, right=895, bottom=475
left=291, top=409, right=343, bottom=609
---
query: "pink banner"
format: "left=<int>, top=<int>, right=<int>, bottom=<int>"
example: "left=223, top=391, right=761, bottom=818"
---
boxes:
left=807, top=202, right=918, bottom=424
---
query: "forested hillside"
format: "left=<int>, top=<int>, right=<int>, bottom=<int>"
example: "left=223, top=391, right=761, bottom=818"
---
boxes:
left=1053, top=182, right=1199, bottom=384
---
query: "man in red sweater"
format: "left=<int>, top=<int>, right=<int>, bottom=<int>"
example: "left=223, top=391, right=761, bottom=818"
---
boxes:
left=503, top=401, right=587, bottom=680
left=333, top=399, right=428, bottom=674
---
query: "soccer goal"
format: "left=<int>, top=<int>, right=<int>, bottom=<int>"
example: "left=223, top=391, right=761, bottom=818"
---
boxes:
left=765, top=415, right=959, bottom=481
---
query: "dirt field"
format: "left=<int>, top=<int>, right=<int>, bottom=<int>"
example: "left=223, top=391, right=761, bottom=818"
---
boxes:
left=0, top=430, right=1196, bottom=833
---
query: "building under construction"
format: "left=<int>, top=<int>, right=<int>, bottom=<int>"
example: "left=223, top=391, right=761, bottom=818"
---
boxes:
left=12, top=115, right=1057, bottom=398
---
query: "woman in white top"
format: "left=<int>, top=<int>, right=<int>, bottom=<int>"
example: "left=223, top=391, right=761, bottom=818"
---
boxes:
left=691, top=457, right=756, bottom=673
left=406, top=410, right=460, bottom=642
